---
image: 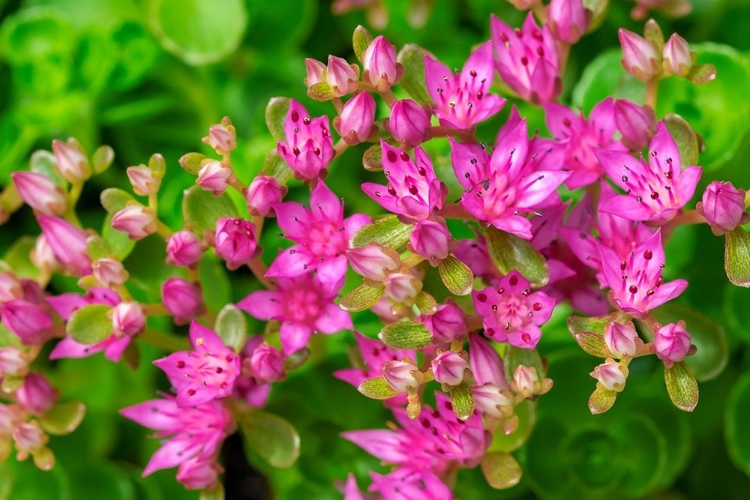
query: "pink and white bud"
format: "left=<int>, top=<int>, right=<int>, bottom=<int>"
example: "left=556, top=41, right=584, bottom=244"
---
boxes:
left=52, top=139, right=90, bottom=183
left=11, top=172, right=66, bottom=216
left=409, top=219, right=452, bottom=265
left=126, top=166, right=160, bottom=197
left=618, top=28, right=661, bottom=82
left=653, top=321, right=692, bottom=365
left=384, top=272, right=422, bottom=305
left=162, top=278, right=205, bottom=325
left=363, top=35, right=401, bottom=91
left=112, top=302, right=146, bottom=337
left=245, top=175, right=286, bottom=217
left=512, top=365, right=552, bottom=399
left=382, top=360, right=423, bottom=392
left=663, top=33, right=693, bottom=77
left=386, top=99, right=431, bottom=147
left=304, top=58, right=326, bottom=87
left=548, top=0, right=591, bottom=45
left=468, top=334, right=507, bottom=387
left=176, top=458, right=222, bottom=490
left=92, top=258, right=128, bottom=288
left=166, top=231, right=204, bottom=267
left=0, top=300, right=53, bottom=345
left=16, top=374, right=58, bottom=416
left=111, top=205, right=157, bottom=240
left=614, top=99, right=656, bottom=150
left=471, top=384, right=513, bottom=419
left=12, top=421, right=48, bottom=454
left=334, top=92, right=376, bottom=145
left=0, top=347, right=28, bottom=378
left=37, top=216, right=90, bottom=276
left=249, top=344, right=285, bottom=383
left=197, top=160, right=233, bottom=196
left=346, top=244, right=400, bottom=282
left=696, top=181, right=748, bottom=236
left=423, top=302, right=467, bottom=343
left=604, top=321, right=640, bottom=358
left=326, top=56, right=360, bottom=97
left=431, top=350, right=470, bottom=386
left=214, top=217, right=259, bottom=270
left=590, top=360, right=629, bottom=392
left=0, top=273, right=22, bottom=304
left=203, top=119, right=237, bottom=155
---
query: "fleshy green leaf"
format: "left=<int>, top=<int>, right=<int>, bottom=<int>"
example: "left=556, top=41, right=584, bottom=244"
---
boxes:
left=67, top=304, right=113, bottom=345
left=340, top=284, right=384, bottom=312
left=30, top=150, right=65, bottom=187
left=352, top=25, right=373, bottom=64
left=574, top=332, right=613, bottom=358
left=87, top=235, right=111, bottom=261
left=481, top=452, right=522, bottom=489
left=215, top=304, right=247, bottom=353
left=451, top=383, right=474, bottom=421
left=725, top=227, right=750, bottom=287
left=179, top=152, right=206, bottom=175
left=103, top=213, right=135, bottom=261
left=686, top=63, right=717, bottom=84
left=3, top=236, right=39, bottom=280
left=351, top=215, right=413, bottom=249
left=663, top=113, right=699, bottom=166
left=100, top=188, right=135, bottom=214
left=362, top=143, right=383, bottom=172
left=379, top=321, right=432, bottom=350
left=588, top=386, right=617, bottom=414
left=239, top=409, right=300, bottom=468
left=199, top=483, right=224, bottom=500
left=396, top=44, right=432, bottom=105
left=567, top=311, right=628, bottom=335
left=583, top=0, right=609, bottom=32
left=261, top=150, right=294, bottom=184
left=438, top=255, right=474, bottom=296
left=357, top=377, right=398, bottom=400
left=307, top=82, right=334, bottom=101
left=414, top=291, right=437, bottom=315
left=92, top=146, right=115, bottom=174
left=504, top=345, right=545, bottom=382
left=643, top=19, right=664, bottom=53
left=40, top=401, right=86, bottom=436
left=182, top=185, right=240, bottom=236
left=485, top=227, right=549, bottom=288
left=265, top=97, right=291, bottom=142
left=664, top=361, right=699, bottom=412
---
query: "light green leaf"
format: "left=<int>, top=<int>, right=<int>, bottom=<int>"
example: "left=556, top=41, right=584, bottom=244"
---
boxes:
left=307, top=82, right=335, bottom=101
left=725, top=227, right=750, bottom=287
left=182, top=185, right=240, bottom=236
left=92, top=146, right=115, bottom=174
left=397, top=44, right=432, bottom=105
left=67, top=304, right=113, bottom=345
left=481, top=452, right=522, bottom=489
left=379, top=321, right=432, bottom=350
left=352, top=25, right=373, bottom=64
left=574, top=332, right=613, bottom=358
left=664, top=361, right=699, bottom=412
left=265, top=97, right=291, bottom=143
left=451, top=383, right=474, bottom=421
left=438, top=255, right=474, bottom=296
left=340, top=284, right=384, bottom=312
left=351, top=215, right=413, bottom=249
left=215, top=304, right=247, bottom=353
left=362, top=143, right=383, bottom=172
left=504, top=345, right=545, bottom=381
left=357, top=377, right=398, bottom=400
left=100, top=188, right=135, bottom=214
left=485, top=227, right=549, bottom=288
left=663, top=113, right=699, bottom=166
left=40, top=401, right=86, bottom=436
left=261, top=150, right=294, bottom=184
left=588, top=386, right=617, bottom=414
left=239, top=409, right=300, bottom=468
left=178, top=152, right=206, bottom=175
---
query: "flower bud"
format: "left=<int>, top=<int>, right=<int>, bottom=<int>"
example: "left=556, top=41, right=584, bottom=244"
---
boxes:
left=162, top=278, right=205, bottom=325
left=468, top=334, right=506, bottom=387
left=245, top=175, right=286, bottom=217
left=512, top=365, right=552, bottom=399
left=16, top=373, right=58, bottom=416
left=547, top=0, right=591, bottom=45
left=346, top=244, right=400, bottom=282
left=409, top=219, right=452, bottom=264
left=604, top=321, right=640, bottom=358
left=363, top=36, right=401, bottom=90
left=386, top=99, right=431, bottom=147
left=304, top=58, right=326, bottom=87
left=203, top=118, right=237, bottom=155
left=111, top=205, right=157, bottom=240
left=37, top=216, right=91, bottom=276
left=0, top=347, right=28, bottom=378
left=249, top=344, right=286, bottom=383
left=382, top=360, right=423, bottom=392
left=696, top=181, right=748, bottom=236
left=423, top=302, right=467, bottom=343
left=166, top=231, right=204, bottom=267
left=12, top=421, right=48, bottom=454
left=0, top=273, right=22, bottom=304
left=176, top=457, right=221, bottom=490
left=112, top=302, right=146, bottom=337
left=334, top=92, right=376, bottom=145
left=663, top=33, right=693, bottom=77
left=471, top=384, right=514, bottom=419
left=214, top=217, right=259, bottom=270
left=52, top=139, right=90, bottom=183
left=653, top=321, right=692, bottom=365
left=384, top=272, right=422, bottom=305
left=30, top=235, right=60, bottom=275
left=507, top=0, right=541, bottom=9
left=614, top=99, right=656, bottom=150
left=618, top=28, right=661, bottom=82
left=197, top=160, right=233, bottom=196
left=92, top=258, right=128, bottom=288
left=590, top=359, right=628, bottom=392
left=126, top=166, right=159, bottom=197
left=326, top=56, right=359, bottom=97
left=431, top=350, right=470, bottom=386
left=0, top=300, right=54, bottom=345
left=11, top=172, right=66, bottom=216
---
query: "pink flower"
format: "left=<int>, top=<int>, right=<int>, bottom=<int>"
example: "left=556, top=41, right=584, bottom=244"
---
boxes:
left=431, top=350, right=470, bottom=386
left=619, top=28, right=661, bottom=81
left=11, top=172, right=66, bottom=216
left=386, top=99, right=432, bottom=147
left=37, top=216, right=91, bottom=276
left=154, top=321, right=240, bottom=406
left=237, top=274, right=352, bottom=355
left=491, top=13, right=561, bottom=104
left=111, top=205, right=157, bottom=240
left=598, top=229, right=687, bottom=318
left=409, top=219, right=452, bottom=265
left=245, top=175, right=286, bottom=217
left=547, top=0, right=591, bottom=44
left=362, top=142, right=447, bottom=222
left=248, top=343, right=285, bottom=384
left=613, top=99, right=656, bottom=151
left=595, top=121, right=702, bottom=223
left=334, top=91, right=376, bottom=145
left=424, top=41, right=505, bottom=130
left=363, top=35, right=402, bottom=91
left=197, top=160, right=233, bottom=196
left=268, top=181, right=369, bottom=288
left=472, top=270, right=556, bottom=349
left=653, top=321, right=692, bottom=365
left=277, top=100, right=334, bottom=181
left=52, top=139, right=90, bottom=183
left=214, top=217, right=260, bottom=271
left=166, top=230, right=204, bottom=267
left=369, top=469, right=453, bottom=500
left=696, top=181, right=749, bottom=236
left=0, top=299, right=54, bottom=345
left=16, top=373, right=58, bottom=416
left=663, top=33, right=693, bottom=77
left=162, top=278, right=205, bottom=325
left=421, top=301, right=467, bottom=343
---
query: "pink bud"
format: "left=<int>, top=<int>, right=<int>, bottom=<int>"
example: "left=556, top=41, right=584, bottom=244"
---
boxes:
left=548, top=0, right=591, bottom=45
left=334, top=92, right=376, bottom=145
left=471, top=383, right=513, bottom=419
left=203, top=119, right=237, bottom=155
left=111, top=205, right=157, bottom=240
left=0, top=300, right=54, bottom=345
left=249, top=344, right=285, bottom=383
left=590, top=360, right=628, bottom=392
left=30, top=235, right=60, bottom=274
left=653, top=321, right=692, bottom=365
left=16, top=373, right=58, bottom=415
left=304, top=58, right=327, bottom=87
left=382, top=360, right=422, bottom=392
left=618, top=28, right=661, bottom=82
left=663, top=33, right=693, bottom=77
left=326, top=55, right=360, bottom=97
left=696, top=181, right=748, bottom=236
left=0, top=404, right=19, bottom=436
left=214, top=217, right=259, bottom=271
left=245, top=175, right=286, bottom=217
left=409, top=219, right=452, bottom=264
left=0, top=273, right=22, bottom=304
left=363, top=35, right=401, bottom=90
left=512, top=365, right=542, bottom=399
left=37, top=216, right=91, bottom=276
left=346, top=244, right=400, bottom=282
left=126, top=166, right=160, bottom=197
left=52, top=139, right=90, bottom=183
left=614, top=99, right=656, bottom=150
left=431, top=350, right=470, bottom=386
left=11, top=172, right=66, bottom=216
left=604, top=321, right=640, bottom=358
left=423, top=302, right=467, bottom=343
left=166, top=230, right=204, bottom=267
left=197, top=160, right=233, bottom=196
left=12, top=421, right=48, bottom=454
left=92, top=258, right=128, bottom=287
left=0, top=347, right=28, bottom=378
left=386, top=99, right=431, bottom=147
left=468, top=334, right=506, bottom=387
left=176, top=457, right=221, bottom=490
left=112, top=302, right=146, bottom=337
left=384, top=272, right=422, bottom=305
left=162, top=278, right=205, bottom=325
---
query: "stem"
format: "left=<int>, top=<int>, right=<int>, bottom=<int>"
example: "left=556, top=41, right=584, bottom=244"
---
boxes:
left=64, top=181, right=84, bottom=227
left=439, top=203, right=473, bottom=220
left=531, top=3, right=547, bottom=23
left=401, top=254, right=425, bottom=269
left=644, top=78, right=660, bottom=110
left=430, top=125, right=477, bottom=144
left=334, top=139, right=350, bottom=157
left=557, top=43, right=571, bottom=78
left=247, top=256, right=276, bottom=289
left=143, top=304, right=169, bottom=316
left=139, top=328, right=190, bottom=352
left=332, top=97, right=344, bottom=114
left=155, top=220, right=173, bottom=239
left=252, top=215, right=265, bottom=239
left=0, top=185, right=23, bottom=223
left=379, top=89, right=398, bottom=107
left=662, top=209, right=705, bottom=242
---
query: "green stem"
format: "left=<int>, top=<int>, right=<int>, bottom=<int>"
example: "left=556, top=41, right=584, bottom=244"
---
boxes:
left=645, top=78, right=660, bottom=110
left=139, top=328, right=189, bottom=352
left=247, top=256, right=276, bottom=289
left=155, top=220, right=173, bottom=239
left=64, top=181, right=84, bottom=227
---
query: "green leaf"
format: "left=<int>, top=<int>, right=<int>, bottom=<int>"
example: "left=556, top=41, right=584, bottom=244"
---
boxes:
left=664, top=361, right=699, bottom=412
left=307, top=82, right=335, bottom=101
left=265, top=97, right=291, bottom=142
left=572, top=49, right=644, bottom=112
left=379, top=321, right=432, bottom=350
left=67, top=304, right=113, bottom=345
left=357, top=377, right=398, bottom=400
left=663, top=113, right=699, bottom=166
left=182, top=185, right=240, bottom=236
left=583, top=0, right=609, bottom=32
left=178, top=152, right=207, bottom=175
left=261, top=150, right=294, bottom=184
left=3, top=236, right=39, bottom=280
left=414, top=291, right=437, bottom=315
left=397, top=44, right=432, bottom=105
left=588, top=386, right=617, bottom=414
left=438, top=255, right=474, bottom=296
left=725, top=227, right=750, bottom=287
left=29, top=150, right=65, bottom=187
left=481, top=452, right=522, bottom=489
left=40, top=401, right=86, bottom=436
left=451, top=383, right=475, bottom=421
left=199, top=483, right=224, bottom=500
left=103, top=213, right=135, bottom=261
left=351, top=215, right=413, bottom=249
left=0, top=8, right=77, bottom=64
left=148, top=0, right=248, bottom=65
left=362, top=143, right=383, bottom=172
left=239, top=409, right=300, bottom=468
left=87, top=235, right=111, bottom=261
left=100, top=188, right=135, bottom=214
left=485, top=227, right=549, bottom=288
left=92, top=146, right=115, bottom=174
left=352, top=25, right=373, bottom=64
left=643, top=19, right=664, bottom=52
left=215, top=304, right=247, bottom=353
left=686, top=63, right=717, bottom=84
left=504, top=345, right=545, bottom=381
left=574, top=332, right=613, bottom=358
left=726, top=372, right=750, bottom=475
left=567, top=312, right=627, bottom=336
left=340, top=284, right=384, bottom=312
left=198, top=255, right=232, bottom=313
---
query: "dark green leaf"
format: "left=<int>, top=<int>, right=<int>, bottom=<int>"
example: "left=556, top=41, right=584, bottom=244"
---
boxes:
left=265, top=97, right=291, bottom=142
left=481, top=452, right=522, bottom=489
left=351, top=215, right=413, bottom=249
left=379, top=321, right=432, bottom=350
left=396, top=44, right=432, bottom=105
left=67, top=304, right=113, bottom=345
left=485, top=227, right=549, bottom=288
left=239, top=409, right=300, bottom=468
left=664, top=361, right=699, bottom=412
left=438, top=255, right=474, bottom=296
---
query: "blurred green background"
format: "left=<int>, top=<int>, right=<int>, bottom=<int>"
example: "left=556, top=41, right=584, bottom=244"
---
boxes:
left=2, top=0, right=750, bottom=499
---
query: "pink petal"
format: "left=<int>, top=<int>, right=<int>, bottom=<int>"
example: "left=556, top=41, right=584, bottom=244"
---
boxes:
left=361, top=182, right=399, bottom=214
left=461, top=41, right=495, bottom=89
left=506, top=324, right=542, bottom=348
left=515, top=171, right=570, bottom=208
left=46, top=293, right=91, bottom=320
left=274, top=202, right=314, bottom=240
left=103, top=336, right=132, bottom=362
left=266, top=246, right=316, bottom=278
left=599, top=194, right=653, bottom=222
left=490, top=119, right=529, bottom=179
left=450, top=138, right=489, bottom=191
left=49, top=337, right=107, bottom=360
left=647, top=279, right=688, bottom=310
left=120, top=399, right=181, bottom=431
left=593, top=148, right=644, bottom=192
left=316, top=255, right=349, bottom=291
left=528, top=291, right=556, bottom=326
left=597, top=243, right=624, bottom=292
left=237, top=291, right=283, bottom=320
left=490, top=215, right=533, bottom=240
left=423, top=55, right=453, bottom=104
left=589, top=97, right=618, bottom=140
left=310, top=181, right=343, bottom=222
left=496, top=106, right=523, bottom=145
left=343, top=213, right=371, bottom=238
left=315, top=302, right=353, bottom=334
left=677, top=166, right=702, bottom=205
left=341, top=430, right=410, bottom=464
left=544, top=101, right=580, bottom=140
left=468, top=334, right=507, bottom=388
left=333, top=368, right=368, bottom=388
left=648, top=121, right=681, bottom=171
left=530, top=57, right=560, bottom=103
left=279, top=322, right=313, bottom=354
left=143, top=437, right=199, bottom=476
left=189, top=321, right=225, bottom=352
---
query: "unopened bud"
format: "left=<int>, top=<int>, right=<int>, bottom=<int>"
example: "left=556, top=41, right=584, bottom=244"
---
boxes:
left=304, top=58, right=326, bottom=87
left=663, top=33, right=693, bottom=77
left=431, top=350, right=470, bottom=386
left=203, top=118, right=237, bottom=155
left=471, top=383, right=514, bottom=419
left=696, top=181, right=748, bottom=236
left=11, top=172, right=66, bottom=216
left=16, top=373, right=58, bottom=416
left=346, top=244, right=400, bottom=282
left=653, top=321, right=692, bottom=365
left=384, top=272, right=422, bottom=305
left=13, top=421, right=48, bottom=456
left=162, top=278, right=205, bottom=325
left=37, top=216, right=90, bottom=276
left=0, top=273, right=22, bottom=304
left=590, top=359, right=628, bottom=392
left=0, top=347, right=28, bottom=378
left=363, top=35, right=402, bottom=91
left=249, top=344, right=286, bottom=383
left=547, top=0, right=591, bottom=45
left=166, top=230, right=204, bottom=267
left=614, top=99, right=656, bottom=150
left=618, top=28, right=661, bottom=82
left=422, top=302, right=467, bottom=343
left=604, top=321, right=640, bottom=358
left=112, top=302, right=146, bottom=337
left=382, top=359, right=423, bottom=392
left=326, top=56, right=360, bottom=97
left=126, top=166, right=160, bottom=197
left=197, top=160, right=233, bottom=196
left=409, top=219, right=452, bottom=265
left=334, top=92, right=376, bottom=145
left=52, top=139, right=90, bottom=183
left=386, top=99, right=431, bottom=147
left=245, top=175, right=286, bottom=217
left=111, top=205, right=157, bottom=240
left=0, top=300, right=54, bottom=345
left=92, top=258, right=128, bottom=288
left=512, top=365, right=552, bottom=399
left=214, top=217, right=259, bottom=270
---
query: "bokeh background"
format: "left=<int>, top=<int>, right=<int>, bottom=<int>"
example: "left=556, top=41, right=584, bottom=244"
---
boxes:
left=2, top=0, right=750, bottom=499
